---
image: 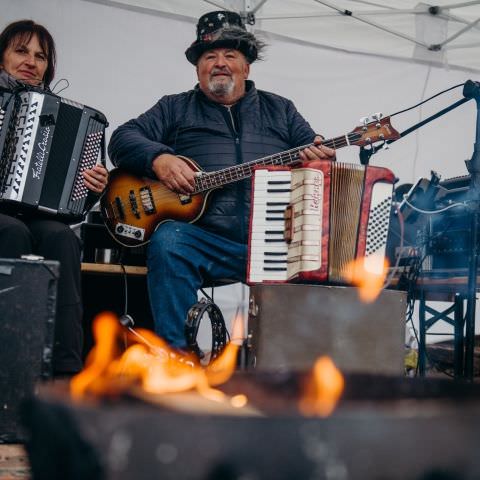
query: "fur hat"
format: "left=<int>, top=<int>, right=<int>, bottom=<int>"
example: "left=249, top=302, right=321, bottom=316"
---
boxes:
left=185, top=11, right=264, bottom=65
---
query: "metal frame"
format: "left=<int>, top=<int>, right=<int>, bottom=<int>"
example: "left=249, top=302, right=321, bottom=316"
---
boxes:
left=418, top=291, right=466, bottom=378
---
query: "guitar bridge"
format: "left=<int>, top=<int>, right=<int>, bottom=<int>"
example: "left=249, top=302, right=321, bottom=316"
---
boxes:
left=114, top=197, right=126, bottom=220
left=179, top=193, right=192, bottom=205
left=140, top=186, right=156, bottom=214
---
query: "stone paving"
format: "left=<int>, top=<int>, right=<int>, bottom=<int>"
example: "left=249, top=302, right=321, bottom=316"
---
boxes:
left=0, top=445, right=30, bottom=480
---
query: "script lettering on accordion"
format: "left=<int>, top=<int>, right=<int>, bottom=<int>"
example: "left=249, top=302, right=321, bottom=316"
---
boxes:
left=286, top=168, right=324, bottom=279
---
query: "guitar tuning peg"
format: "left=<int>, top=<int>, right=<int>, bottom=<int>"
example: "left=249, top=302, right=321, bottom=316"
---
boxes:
left=359, top=116, right=369, bottom=125
left=382, top=141, right=390, bottom=150
left=372, top=112, right=383, bottom=121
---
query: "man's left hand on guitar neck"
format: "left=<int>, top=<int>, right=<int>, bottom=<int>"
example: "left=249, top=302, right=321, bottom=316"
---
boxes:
left=298, top=135, right=336, bottom=163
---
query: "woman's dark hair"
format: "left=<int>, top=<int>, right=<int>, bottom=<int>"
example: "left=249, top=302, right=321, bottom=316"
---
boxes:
left=0, top=20, right=56, bottom=86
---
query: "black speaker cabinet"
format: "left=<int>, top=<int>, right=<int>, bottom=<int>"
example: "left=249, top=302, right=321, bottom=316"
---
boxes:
left=248, top=284, right=407, bottom=375
left=0, top=258, right=58, bottom=443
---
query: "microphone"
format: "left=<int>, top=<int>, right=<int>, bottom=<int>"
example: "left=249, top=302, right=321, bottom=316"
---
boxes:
left=463, top=80, right=480, bottom=99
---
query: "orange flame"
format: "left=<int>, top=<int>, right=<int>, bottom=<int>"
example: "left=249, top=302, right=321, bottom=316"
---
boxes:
left=70, top=312, right=244, bottom=405
left=341, top=254, right=389, bottom=303
left=299, top=356, right=345, bottom=417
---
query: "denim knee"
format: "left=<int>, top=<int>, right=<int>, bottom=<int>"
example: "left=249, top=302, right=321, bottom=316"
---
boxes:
left=147, top=221, right=190, bottom=267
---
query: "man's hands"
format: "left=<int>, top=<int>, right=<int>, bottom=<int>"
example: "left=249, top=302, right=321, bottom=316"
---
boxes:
left=83, top=164, right=109, bottom=194
left=298, top=135, right=336, bottom=163
left=152, top=154, right=196, bottom=194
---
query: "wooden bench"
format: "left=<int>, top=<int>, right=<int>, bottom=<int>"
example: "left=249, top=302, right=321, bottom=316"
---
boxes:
left=81, top=262, right=147, bottom=276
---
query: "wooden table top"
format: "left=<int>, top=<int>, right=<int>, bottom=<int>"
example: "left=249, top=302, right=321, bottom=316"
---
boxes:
left=81, top=262, right=147, bottom=276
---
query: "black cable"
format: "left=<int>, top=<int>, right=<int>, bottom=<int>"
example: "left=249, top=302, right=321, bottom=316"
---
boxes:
left=389, top=97, right=471, bottom=146
left=50, top=78, right=70, bottom=95
left=390, top=83, right=464, bottom=118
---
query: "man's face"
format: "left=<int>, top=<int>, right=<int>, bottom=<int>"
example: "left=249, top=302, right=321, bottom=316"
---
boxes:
left=197, top=48, right=250, bottom=101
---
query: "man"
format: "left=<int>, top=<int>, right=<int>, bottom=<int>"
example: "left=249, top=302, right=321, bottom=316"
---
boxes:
left=108, top=10, right=335, bottom=351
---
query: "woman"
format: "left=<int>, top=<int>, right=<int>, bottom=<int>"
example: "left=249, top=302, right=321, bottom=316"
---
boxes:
left=0, top=20, right=109, bottom=377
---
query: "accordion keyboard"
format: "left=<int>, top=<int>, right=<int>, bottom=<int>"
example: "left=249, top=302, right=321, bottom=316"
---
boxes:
left=248, top=169, right=291, bottom=283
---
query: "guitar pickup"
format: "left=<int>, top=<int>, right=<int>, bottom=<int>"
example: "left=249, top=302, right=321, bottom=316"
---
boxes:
left=114, top=196, right=125, bottom=220
left=140, top=186, right=156, bottom=215
left=129, top=190, right=141, bottom=219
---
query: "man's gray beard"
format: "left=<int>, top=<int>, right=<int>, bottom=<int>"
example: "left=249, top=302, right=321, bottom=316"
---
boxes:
left=208, top=77, right=234, bottom=97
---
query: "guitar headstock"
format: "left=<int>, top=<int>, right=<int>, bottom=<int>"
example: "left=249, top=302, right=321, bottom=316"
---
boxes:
left=349, top=113, right=400, bottom=148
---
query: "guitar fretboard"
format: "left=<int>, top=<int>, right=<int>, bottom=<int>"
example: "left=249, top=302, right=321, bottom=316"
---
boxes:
left=193, top=132, right=362, bottom=193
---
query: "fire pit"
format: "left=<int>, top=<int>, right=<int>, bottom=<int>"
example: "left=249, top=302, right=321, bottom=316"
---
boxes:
left=21, top=372, right=480, bottom=480
left=19, top=312, right=480, bottom=480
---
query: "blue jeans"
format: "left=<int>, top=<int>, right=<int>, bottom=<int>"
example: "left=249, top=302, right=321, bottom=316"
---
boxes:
left=147, top=221, right=247, bottom=348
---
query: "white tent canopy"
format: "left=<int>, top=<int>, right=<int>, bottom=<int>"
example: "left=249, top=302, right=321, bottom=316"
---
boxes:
left=86, top=0, right=480, bottom=72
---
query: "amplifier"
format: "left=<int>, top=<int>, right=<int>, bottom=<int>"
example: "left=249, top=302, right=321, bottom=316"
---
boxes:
left=80, top=211, right=147, bottom=266
left=0, top=258, right=58, bottom=442
left=248, top=284, right=407, bottom=375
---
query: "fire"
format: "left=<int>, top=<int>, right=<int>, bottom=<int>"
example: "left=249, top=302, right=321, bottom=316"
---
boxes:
left=299, top=356, right=345, bottom=417
left=72, top=312, right=343, bottom=418
left=341, top=253, right=389, bottom=303
left=70, top=312, right=243, bottom=404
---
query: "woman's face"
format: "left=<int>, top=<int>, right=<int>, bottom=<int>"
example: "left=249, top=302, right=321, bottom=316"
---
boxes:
left=1, top=33, right=48, bottom=86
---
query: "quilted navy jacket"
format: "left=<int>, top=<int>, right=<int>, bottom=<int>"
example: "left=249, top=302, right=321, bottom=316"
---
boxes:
left=108, top=80, right=317, bottom=244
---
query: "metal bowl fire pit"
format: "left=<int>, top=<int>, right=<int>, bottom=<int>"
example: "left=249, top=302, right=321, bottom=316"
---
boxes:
left=22, top=371, right=480, bottom=480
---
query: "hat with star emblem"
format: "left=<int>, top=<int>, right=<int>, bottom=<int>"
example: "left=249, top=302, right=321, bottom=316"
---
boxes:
left=185, top=10, right=264, bottom=65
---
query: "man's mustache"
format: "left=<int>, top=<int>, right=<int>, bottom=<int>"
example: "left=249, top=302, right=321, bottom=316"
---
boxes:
left=211, top=68, right=231, bottom=76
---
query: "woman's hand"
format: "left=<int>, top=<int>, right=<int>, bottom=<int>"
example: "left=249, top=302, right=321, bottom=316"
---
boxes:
left=83, top=164, right=109, bottom=194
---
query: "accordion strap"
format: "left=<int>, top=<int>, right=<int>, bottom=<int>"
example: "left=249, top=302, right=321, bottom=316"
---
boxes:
left=185, top=297, right=228, bottom=362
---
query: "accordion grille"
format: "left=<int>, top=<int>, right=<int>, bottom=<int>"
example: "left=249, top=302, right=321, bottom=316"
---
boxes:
left=329, top=163, right=365, bottom=282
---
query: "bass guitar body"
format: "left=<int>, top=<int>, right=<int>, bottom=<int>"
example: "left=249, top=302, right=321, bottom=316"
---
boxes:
left=101, top=158, right=208, bottom=247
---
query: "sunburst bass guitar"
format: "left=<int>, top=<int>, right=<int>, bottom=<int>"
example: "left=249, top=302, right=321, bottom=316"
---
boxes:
left=101, top=115, right=399, bottom=247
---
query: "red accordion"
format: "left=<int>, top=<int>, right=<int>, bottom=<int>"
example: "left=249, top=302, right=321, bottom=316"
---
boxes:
left=247, top=160, right=395, bottom=285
